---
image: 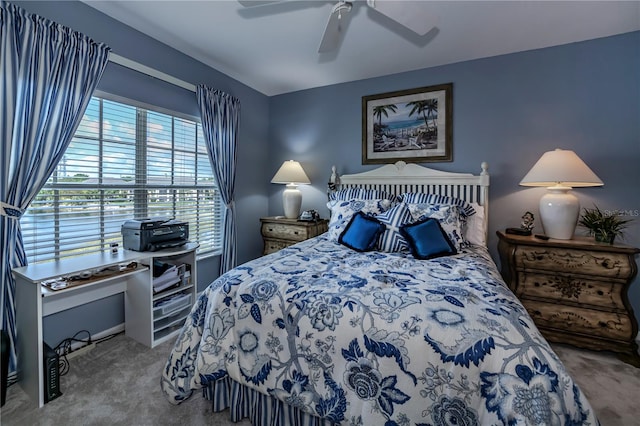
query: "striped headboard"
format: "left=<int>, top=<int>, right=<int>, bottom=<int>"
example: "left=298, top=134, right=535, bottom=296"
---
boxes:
left=332, top=161, right=490, bottom=239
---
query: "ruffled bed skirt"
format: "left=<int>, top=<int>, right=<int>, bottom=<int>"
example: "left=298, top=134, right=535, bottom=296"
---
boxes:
left=203, top=377, right=333, bottom=426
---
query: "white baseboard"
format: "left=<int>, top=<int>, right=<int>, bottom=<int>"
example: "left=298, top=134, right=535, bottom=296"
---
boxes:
left=93, top=323, right=125, bottom=340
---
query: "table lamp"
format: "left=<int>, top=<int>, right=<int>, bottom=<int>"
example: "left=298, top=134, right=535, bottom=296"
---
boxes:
left=520, top=149, right=603, bottom=240
left=271, top=160, right=311, bottom=219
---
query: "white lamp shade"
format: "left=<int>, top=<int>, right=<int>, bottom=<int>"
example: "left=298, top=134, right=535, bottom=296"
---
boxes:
left=520, top=149, right=603, bottom=240
left=271, top=160, right=311, bottom=185
left=519, top=149, right=603, bottom=188
left=271, top=161, right=310, bottom=219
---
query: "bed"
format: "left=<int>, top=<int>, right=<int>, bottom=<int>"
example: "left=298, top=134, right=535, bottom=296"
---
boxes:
left=161, top=161, right=598, bottom=425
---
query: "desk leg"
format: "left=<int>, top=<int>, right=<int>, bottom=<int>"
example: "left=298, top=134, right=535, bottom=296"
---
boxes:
left=15, top=276, right=44, bottom=407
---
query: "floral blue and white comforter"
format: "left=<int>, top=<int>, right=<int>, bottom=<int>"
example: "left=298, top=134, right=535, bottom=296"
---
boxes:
left=161, top=235, right=597, bottom=425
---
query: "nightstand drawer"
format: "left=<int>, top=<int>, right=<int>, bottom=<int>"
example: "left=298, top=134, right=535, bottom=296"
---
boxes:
left=262, top=223, right=310, bottom=241
left=524, top=300, right=634, bottom=341
left=263, top=239, right=290, bottom=255
left=260, top=217, right=328, bottom=256
left=514, top=246, right=633, bottom=279
left=518, top=272, right=625, bottom=311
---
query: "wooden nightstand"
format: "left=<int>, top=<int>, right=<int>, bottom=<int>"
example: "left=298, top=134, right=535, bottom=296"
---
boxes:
left=497, top=230, right=640, bottom=366
left=260, top=217, right=328, bottom=255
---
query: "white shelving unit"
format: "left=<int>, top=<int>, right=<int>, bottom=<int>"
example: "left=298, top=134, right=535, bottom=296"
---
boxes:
left=12, top=243, right=198, bottom=407
left=125, top=246, right=197, bottom=347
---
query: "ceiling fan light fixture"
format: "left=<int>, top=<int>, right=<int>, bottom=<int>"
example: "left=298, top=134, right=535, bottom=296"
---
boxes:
left=334, top=1, right=352, bottom=19
left=318, top=1, right=353, bottom=53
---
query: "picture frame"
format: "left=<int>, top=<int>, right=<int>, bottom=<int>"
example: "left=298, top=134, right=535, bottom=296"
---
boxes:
left=362, top=83, right=452, bottom=164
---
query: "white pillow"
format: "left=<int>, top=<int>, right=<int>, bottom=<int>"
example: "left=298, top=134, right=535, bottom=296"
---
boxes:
left=327, top=199, right=392, bottom=241
left=465, top=202, right=486, bottom=246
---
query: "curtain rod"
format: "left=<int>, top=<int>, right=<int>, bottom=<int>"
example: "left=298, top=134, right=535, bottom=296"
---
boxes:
left=109, top=53, right=196, bottom=93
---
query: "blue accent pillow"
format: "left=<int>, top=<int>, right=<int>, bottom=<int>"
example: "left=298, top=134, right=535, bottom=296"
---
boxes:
left=338, top=212, right=386, bottom=252
left=326, top=199, right=392, bottom=241
left=406, top=203, right=469, bottom=250
left=399, top=218, right=457, bottom=260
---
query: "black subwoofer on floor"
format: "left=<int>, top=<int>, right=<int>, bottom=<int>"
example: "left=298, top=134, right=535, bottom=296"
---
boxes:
left=43, top=342, right=61, bottom=403
left=1, top=329, right=9, bottom=407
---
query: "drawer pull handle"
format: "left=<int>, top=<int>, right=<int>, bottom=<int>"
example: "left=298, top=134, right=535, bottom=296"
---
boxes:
left=598, top=321, right=607, bottom=328
left=597, top=290, right=604, bottom=296
left=294, top=231, right=299, bottom=235
left=533, top=310, right=541, bottom=316
left=268, top=228, right=273, bottom=232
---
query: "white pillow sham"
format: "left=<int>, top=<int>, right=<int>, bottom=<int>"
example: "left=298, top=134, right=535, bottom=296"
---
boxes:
left=398, top=192, right=476, bottom=217
left=465, top=202, right=486, bottom=246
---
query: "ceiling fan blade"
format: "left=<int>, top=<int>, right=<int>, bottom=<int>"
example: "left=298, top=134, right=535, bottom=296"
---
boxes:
left=366, top=0, right=438, bottom=36
left=237, top=1, right=284, bottom=7
left=237, top=1, right=328, bottom=19
left=318, top=2, right=352, bottom=53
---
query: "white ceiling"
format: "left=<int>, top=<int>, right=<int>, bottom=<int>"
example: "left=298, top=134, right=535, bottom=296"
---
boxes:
left=83, top=0, right=640, bottom=96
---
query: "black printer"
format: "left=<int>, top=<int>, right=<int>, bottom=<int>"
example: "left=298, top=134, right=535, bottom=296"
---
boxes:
left=121, top=218, right=189, bottom=252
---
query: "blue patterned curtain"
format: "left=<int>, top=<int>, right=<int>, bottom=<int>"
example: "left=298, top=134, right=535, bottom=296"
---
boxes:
left=0, top=1, right=110, bottom=377
left=196, top=85, right=240, bottom=274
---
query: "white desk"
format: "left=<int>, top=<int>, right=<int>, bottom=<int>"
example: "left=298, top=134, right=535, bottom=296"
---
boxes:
left=12, top=243, right=198, bottom=407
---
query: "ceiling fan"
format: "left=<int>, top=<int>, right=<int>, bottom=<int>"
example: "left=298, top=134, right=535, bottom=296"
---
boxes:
left=238, top=1, right=437, bottom=53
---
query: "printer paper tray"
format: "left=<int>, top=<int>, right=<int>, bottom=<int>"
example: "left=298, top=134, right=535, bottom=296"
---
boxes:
left=148, top=240, right=186, bottom=251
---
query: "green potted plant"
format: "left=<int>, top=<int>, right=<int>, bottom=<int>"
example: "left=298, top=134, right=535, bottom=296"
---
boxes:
left=578, top=205, right=632, bottom=244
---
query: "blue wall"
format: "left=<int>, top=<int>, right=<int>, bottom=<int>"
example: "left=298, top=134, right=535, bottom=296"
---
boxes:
left=268, top=31, right=640, bottom=315
left=12, top=0, right=271, bottom=346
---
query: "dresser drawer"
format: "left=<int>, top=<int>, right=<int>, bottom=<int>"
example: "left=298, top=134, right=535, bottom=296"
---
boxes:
left=523, top=299, right=634, bottom=341
left=514, top=246, right=633, bottom=279
left=517, top=272, right=625, bottom=311
left=262, top=222, right=310, bottom=242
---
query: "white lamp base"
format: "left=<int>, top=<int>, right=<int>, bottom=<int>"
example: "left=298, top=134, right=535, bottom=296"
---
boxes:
left=282, top=184, right=302, bottom=219
left=539, top=187, right=579, bottom=240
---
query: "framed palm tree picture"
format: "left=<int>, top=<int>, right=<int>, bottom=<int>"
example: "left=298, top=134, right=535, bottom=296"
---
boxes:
left=362, top=83, right=452, bottom=164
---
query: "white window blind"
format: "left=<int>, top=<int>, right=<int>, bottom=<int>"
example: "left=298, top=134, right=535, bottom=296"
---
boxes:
left=21, top=96, right=223, bottom=263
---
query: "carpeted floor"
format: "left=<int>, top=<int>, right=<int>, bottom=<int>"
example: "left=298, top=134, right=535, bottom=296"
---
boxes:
left=1, top=333, right=639, bottom=425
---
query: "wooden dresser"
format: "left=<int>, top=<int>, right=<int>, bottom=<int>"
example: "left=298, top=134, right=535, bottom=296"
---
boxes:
left=497, top=230, right=640, bottom=366
left=260, top=217, right=328, bottom=255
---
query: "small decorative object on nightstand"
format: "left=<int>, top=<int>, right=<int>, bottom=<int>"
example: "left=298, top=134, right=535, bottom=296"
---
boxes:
left=261, top=216, right=328, bottom=255
left=497, top=230, right=640, bottom=367
left=506, top=211, right=536, bottom=236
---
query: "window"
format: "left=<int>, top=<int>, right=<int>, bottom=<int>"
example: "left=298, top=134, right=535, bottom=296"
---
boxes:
left=21, top=95, right=223, bottom=263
